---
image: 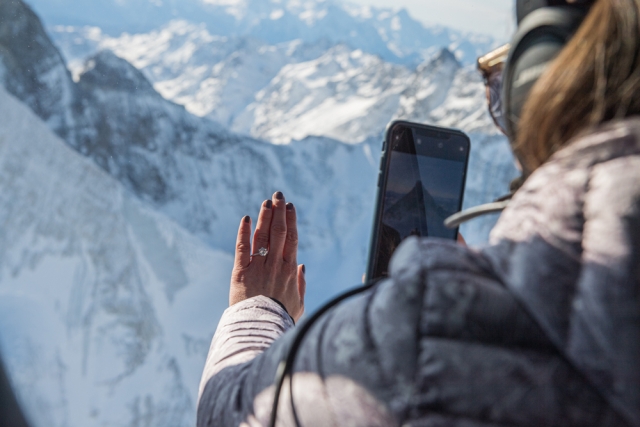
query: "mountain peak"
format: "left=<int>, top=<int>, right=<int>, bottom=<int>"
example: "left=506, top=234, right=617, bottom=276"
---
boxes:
left=418, top=47, right=461, bottom=72
left=436, top=47, right=460, bottom=64
left=395, top=8, right=412, bottom=20
left=78, top=50, right=156, bottom=94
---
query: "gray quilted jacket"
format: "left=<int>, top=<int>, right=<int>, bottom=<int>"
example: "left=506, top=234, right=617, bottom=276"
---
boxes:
left=197, top=118, right=640, bottom=427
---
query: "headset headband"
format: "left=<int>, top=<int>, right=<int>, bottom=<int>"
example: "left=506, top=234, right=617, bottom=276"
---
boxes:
left=517, top=0, right=595, bottom=23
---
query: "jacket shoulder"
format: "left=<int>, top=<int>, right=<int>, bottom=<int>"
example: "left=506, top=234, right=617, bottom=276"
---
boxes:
left=389, top=237, right=554, bottom=349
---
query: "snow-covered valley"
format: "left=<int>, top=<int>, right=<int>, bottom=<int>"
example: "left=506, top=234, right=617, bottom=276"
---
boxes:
left=0, top=0, right=518, bottom=425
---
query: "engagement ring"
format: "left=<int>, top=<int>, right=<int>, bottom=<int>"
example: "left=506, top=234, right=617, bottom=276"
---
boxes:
left=251, top=247, right=269, bottom=257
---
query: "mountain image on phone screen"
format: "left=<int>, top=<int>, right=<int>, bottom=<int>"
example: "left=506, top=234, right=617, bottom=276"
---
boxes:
left=370, top=124, right=468, bottom=278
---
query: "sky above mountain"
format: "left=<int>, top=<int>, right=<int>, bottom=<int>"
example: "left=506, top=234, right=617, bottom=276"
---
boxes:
left=348, top=0, right=514, bottom=39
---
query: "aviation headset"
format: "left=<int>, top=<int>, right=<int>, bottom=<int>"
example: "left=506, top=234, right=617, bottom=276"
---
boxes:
left=268, top=2, right=598, bottom=426
left=446, top=0, right=598, bottom=228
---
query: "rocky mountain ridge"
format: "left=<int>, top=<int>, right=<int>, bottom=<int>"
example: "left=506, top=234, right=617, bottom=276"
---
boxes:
left=51, top=21, right=500, bottom=145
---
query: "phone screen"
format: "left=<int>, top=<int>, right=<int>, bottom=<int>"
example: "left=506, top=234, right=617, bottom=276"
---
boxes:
left=369, top=124, right=469, bottom=279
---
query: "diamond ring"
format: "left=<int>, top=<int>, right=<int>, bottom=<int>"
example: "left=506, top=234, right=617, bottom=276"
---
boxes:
left=251, top=247, right=269, bottom=257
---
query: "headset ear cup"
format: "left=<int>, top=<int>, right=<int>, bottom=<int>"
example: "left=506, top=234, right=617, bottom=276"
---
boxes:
left=502, top=33, right=567, bottom=143
left=502, top=7, right=588, bottom=154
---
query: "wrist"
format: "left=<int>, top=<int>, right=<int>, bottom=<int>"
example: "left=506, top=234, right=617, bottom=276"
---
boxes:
left=268, top=297, right=295, bottom=325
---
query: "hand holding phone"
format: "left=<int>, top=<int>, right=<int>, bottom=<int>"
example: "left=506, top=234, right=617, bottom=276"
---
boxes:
left=366, top=121, right=470, bottom=281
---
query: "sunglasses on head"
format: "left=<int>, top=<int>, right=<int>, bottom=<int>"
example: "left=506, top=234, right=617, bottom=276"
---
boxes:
left=477, top=44, right=510, bottom=135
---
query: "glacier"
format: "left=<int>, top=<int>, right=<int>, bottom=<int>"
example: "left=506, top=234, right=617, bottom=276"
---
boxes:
left=0, top=0, right=520, bottom=426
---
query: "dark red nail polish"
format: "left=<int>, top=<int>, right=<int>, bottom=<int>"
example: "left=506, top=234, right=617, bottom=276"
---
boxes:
left=243, top=215, right=250, bottom=223
left=302, top=264, right=306, bottom=274
left=275, top=191, right=284, bottom=200
left=286, top=202, right=294, bottom=211
left=265, top=200, right=272, bottom=209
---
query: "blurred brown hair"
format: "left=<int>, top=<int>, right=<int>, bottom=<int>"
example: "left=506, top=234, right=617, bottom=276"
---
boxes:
left=515, top=0, right=640, bottom=173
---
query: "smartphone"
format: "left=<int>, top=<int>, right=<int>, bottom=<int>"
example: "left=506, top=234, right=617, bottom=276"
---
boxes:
left=365, top=121, right=470, bottom=281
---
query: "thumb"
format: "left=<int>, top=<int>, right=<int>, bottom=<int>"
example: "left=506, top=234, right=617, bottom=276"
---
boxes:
left=296, top=264, right=306, bottom=317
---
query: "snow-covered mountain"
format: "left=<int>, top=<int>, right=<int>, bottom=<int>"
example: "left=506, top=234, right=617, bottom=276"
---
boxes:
left=233, top=47, right=498, bottom=144
left=50, top=21, right=500, bottom=144
left=0, top=85, right=233, bottom=427
left=52, top=21, right=334, bottom=129
left=0, top=0, right=519, bottom=426
left=28, top=0, right=498, bottom=66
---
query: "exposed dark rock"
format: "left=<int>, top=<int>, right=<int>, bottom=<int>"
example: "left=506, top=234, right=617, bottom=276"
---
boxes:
left=0, top=0, right=77, bottom=139
left=78, top=50, right=157, bottom=95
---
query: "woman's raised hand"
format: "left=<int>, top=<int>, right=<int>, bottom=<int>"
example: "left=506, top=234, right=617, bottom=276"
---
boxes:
left=229, top=191, right=306, bottom=322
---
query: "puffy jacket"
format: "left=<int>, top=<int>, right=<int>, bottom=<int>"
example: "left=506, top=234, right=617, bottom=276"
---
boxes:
left=197, top=118, right=640, bottom=427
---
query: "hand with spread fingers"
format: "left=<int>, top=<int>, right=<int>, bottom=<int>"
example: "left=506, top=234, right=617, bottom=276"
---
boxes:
left=230, top=191, right=306, bottom=322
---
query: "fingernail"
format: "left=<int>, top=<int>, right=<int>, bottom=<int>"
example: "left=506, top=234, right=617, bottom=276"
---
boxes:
left=302, top=264, right=306, bottom=274
left=286, top=202, right=294, bottom=211
left=243, top=215, right=250, bottom=223
left=275, top=191, right=284, bottom=200
left=265, top=200, right=272, bottom=209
